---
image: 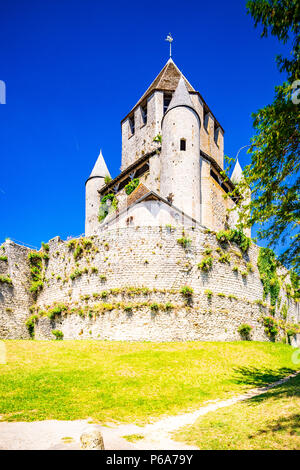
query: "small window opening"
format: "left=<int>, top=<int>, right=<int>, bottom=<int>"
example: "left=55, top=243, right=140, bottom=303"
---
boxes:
left=180, top=139, right=186, bottom=151
left=129, top=115, right=135, bottom=135
left=141, top=103, right=147, bottom=125
left=163, top=93, right=172, bottom=114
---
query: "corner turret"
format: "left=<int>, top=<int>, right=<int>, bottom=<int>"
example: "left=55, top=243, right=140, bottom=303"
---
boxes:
left=85, top=150, right=110, bottom=236
left=160, top=77, right=201, bottom=221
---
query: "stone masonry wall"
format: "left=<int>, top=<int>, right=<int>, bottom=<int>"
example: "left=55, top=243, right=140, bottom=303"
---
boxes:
left=34, top=227, right=299, bottom=342
left=0, top=227, right=298, bottom=342
left=0, top=240, right=32, bottom=339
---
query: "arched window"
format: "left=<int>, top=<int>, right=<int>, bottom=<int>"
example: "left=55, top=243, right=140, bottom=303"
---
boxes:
left=180, top=139, right=186, bottom=151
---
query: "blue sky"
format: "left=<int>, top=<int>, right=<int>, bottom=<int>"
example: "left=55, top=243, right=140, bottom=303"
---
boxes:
left=0, top=0, right=290, bottom=248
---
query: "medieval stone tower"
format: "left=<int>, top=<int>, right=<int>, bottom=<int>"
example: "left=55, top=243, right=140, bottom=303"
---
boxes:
left=85, top=58, right=245, bottom=237
left=2, top=57, right=298, bottom=344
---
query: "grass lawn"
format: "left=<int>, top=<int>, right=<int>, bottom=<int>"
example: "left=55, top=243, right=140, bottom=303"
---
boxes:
left=0, top=340, right=299, bottom=424
left=173, top=372, right=300, bottom=450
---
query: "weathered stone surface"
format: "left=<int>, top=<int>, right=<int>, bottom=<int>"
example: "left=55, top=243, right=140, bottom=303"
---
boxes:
left=80, top=427, right=105, bottom=450
left=1, top=226, right=298, bottom=343
left=0, top=240, right=31, bottom=339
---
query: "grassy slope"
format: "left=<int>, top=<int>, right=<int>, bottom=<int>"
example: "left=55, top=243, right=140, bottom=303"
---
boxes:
left=174, top=373, right=300, bottom=450
left=0, top=340, right=299, bottom=424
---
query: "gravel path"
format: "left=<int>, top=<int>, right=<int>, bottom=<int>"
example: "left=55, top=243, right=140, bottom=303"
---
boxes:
left=0, top=371, right=298, bottom=450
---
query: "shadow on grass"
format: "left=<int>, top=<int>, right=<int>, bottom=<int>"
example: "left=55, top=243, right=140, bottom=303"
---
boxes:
left=248, top=413, right=300, bottom=439
left=246, top=373, right=300, bottom=406
left=232, top=366, right=296, bottom=387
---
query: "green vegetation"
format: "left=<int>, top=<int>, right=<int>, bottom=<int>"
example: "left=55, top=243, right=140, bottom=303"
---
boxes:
left=174, top=372, right=300, bottom=450
left=73, top=244, right=83, bottom=261
left=204, top=289, right=213, bottom=299
left=263, top=316, right=279, bottom=341
left=98, top=193, right=118, bottom=222
left=180, top=286, right=194, bottom=298
left=47, top=304, right=68, bottom=320
left=247, top=263, right=254, bottom=273
left=0, top=275, right=12, bottom=285
left=25, top=315, right=38, bottom=338
left=177, top=237, right=191, bottom=249
left=70, top=269, right=83, bottom=280
left=290, top=270, right=300, bottom=300
left=228, top=294, right=237, bottom=300
left=153, top=133, right=162, bottom=143
left=122, top=434, right=144, bottom=443
left=216, top=229, right=251, bottom=253
left=257, top=247, right=280, bottom=306
left=123, top=305, right=133, bottom=313
left=0, top=341, right=298, bottom=424
left=104, top=175, right=112, bottom=184
left=198, top=256, right=213, bottom=271
left=0, top=255, right=8, bottom=262
left=52, top=330, right=64, bottom=340
left=125, top=178, right=140, bottom=195
left=41, top=242, right=49, bottom=252
left=238, top=324, right=253, bottom=340
left=150, top=303, right=159, bottom=311
left=29, top=280, right=44, bottom=293
left=228, top=0, right=300, bottom=274
left=286, top=325, right=300, bottom=344
left=165, top=302, right=174, bottom=310
left=28, top=251, right=47, bottom=296
left=218, top=252, right=231, bottom=264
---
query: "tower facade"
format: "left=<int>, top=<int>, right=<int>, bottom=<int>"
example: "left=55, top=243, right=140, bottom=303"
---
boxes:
left=85, top=58, right=250, bottom=236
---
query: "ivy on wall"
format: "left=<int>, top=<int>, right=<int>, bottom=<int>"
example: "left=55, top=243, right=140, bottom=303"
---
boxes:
left=290, top=270, right=300, bottom=301
left=216, top=229, right=251, bottom=253
left=98, top=194, right=118, bottom=222
left=257, top=247, right=280, bottom=307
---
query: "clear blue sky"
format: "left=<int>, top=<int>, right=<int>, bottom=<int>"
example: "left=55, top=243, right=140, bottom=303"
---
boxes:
left=0, top=0, right=289, bottom=248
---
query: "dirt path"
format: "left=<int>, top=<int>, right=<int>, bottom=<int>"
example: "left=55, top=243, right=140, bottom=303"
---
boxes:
left=0, top=371, right=298, bottom=450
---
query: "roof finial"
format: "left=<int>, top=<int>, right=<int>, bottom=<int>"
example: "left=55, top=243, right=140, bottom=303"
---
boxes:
left=165, top=33, right=173, bottom=58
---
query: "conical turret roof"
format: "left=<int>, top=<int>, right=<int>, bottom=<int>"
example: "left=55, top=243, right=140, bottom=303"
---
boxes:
left=166, top=76, right=194, bottom=112
left=89, top=150, right=111, bottom=178
left=231, top=158, right=243, bottom=184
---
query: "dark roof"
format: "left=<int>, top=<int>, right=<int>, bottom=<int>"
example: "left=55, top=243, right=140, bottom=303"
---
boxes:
left=99, top=147, right=235, bottom=197
left=98, top=149, right=157, bottom=194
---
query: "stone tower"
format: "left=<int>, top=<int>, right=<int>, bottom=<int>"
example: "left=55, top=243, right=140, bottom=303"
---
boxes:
left=85, top=150, right=110, bottom=236
left=160, top=77, right=201, bottom=221
left=85, top=58, right=251, bottom=235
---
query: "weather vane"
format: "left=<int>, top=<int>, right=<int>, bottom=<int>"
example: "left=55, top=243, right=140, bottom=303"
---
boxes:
left=165, top=33, right=173, bottom=58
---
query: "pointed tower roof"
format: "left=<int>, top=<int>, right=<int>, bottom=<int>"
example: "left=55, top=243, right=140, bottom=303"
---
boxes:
left=166, top=76, right=194, bottom=113
left=121, top=58, right=224, bottom=133
left=89, top=150, right=111, bottom=178
left=126, top=58, right=195, bottom=117
left=231, top=158, right=243, bottom=184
